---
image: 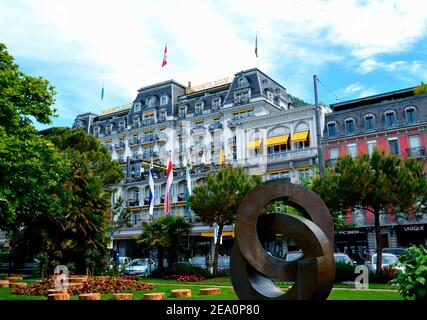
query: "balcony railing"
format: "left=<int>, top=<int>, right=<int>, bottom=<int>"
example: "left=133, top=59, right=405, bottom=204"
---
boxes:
left=142, top=136, right=158, bottom=144
left=114, top=141, right=126, bottom=150
left=191, top=125, right=206, bottom=135
left=127, top=199, right=140, bottom=207
left=129, top=138, right=141, bottom=146
left=266, top=148, right=316, bottom=162
left=407, top=147, right=426, bottom=158
left=209, top=122, right=223, bottom=132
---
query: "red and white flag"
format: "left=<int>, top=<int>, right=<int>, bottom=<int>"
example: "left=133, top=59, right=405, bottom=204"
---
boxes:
left=165, top=150, right=173, bottom=215
left=162, top=44, right=167, bottom=67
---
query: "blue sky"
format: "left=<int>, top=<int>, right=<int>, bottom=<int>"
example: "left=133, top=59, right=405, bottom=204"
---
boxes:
left=1, top=0, right=427, bottom=130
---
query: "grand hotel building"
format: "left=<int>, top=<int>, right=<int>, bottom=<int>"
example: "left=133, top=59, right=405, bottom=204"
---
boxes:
left=73, top=68, right=329, bottom=258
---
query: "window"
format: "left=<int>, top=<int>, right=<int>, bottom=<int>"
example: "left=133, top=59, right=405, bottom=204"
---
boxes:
left=237, top=76, right=249, bottom=88
left=212, top=97, right=221, bottom=109
left=408, top=135, right=423, bottom=157
left=329, top=147, right=339, bottom=166
left=266, top=90, right=273, bottom=102
left=179, top=105, right=187, bottom=118
left=409, top=135, right=421, bottom=149
left=234, top=91, right=250, bottom=104
left=345, top=118, right=356, bottom=134
left=145, top=115, right=154, bottom=125
left=327, top=122, right=338, bottom=137
left=405, top=106, right=417, bottom=124
left=106, top=123, right=113, bottom=134
left=133, top=117, right=140, bottom=127
left=271, top=171, right=290, bottom=180
left=347, top=144, right=357, bottom=158
left=388, top=138, right=399, bottom=155
left=132, top=149, right=138, bottom=159
left=384, top=110, right=396, bottom=127
left=147, top=96, right=157, bottom=107
left=160, top=95, right=168, bottom=106
left=118, top=120, right=126, bottom=131
left=367, top=141, right=376, bottom=156
left=195, top=102, right=204, bottom=114
left=364, top=114, right=375, bottom=130
left=134, top=102, right=141, bottom=112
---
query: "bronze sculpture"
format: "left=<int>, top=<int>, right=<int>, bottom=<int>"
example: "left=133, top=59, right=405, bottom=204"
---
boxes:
left=230, top=179, right=335, bottom=300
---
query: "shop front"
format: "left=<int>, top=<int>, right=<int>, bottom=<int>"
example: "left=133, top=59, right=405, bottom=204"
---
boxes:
left=395, top=224, right=427, bottom=247
left=335, top=228, right=369, bottom=264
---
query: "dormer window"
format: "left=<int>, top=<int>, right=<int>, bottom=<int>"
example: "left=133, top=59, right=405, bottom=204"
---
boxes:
left=160, top=95, right=169, bottom=106
left=133, top=116, right=141, bottom=127
left=118, top=120, right=126, bottom=131
left=147, top=96, right=157, bottom=107
left=266, top=90, right=273, bottom=102
left=179, top=105, right=187, bottom=118
left=195, top=101, right=204, bottom=114
left=212, top=97, right=221, bottom=109
left=106, top=123, right=113, bottom=134
left=234, top=91, right=250, bottom=105
left=133, top=102, right=141, bottom=112
left=237, top=76, right=249, bottom=88
left=93, top=126, right=100, bottom=136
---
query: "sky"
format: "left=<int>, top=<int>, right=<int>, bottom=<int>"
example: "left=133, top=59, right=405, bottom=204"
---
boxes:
left=1, top=0, right=427, bottom=130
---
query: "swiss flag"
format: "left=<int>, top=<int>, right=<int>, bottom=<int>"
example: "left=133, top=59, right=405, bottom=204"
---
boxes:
left=162, top=45, right=167, bottom=67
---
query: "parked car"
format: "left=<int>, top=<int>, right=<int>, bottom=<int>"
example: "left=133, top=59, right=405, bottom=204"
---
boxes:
left=108, top=256, right=132, bottom=270
left=382, top=247, right=408, bottom=257
left=334, top=253, right=356, bottom=265
left=124, top=258, right=156, bottom=276
left=365, top=253, right=405, bottom=272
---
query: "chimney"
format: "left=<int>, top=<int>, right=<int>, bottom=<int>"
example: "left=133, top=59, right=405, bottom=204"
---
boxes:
left=188, top=81, right=191, bottom=88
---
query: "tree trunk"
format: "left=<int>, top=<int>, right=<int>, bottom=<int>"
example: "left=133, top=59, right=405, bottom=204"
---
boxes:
left=212, top=223, right=224, bottom=274
left=157, top=248, right=165, bottom=270
left=374, top=211, right=382, bottom=274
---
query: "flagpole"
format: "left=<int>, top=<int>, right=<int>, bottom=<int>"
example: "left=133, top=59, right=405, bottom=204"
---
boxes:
left=255, top=31, right=259, bottom=69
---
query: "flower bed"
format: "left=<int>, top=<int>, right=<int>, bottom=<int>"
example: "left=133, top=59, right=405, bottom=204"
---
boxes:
left=163, top=275, right=205, bottom=282
left=11, top=276, right=155, bottom=296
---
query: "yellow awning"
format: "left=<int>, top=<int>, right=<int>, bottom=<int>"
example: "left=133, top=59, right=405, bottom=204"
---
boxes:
left=144, top=111, right=154, bottom=116
left=195, top=119, right=204, bottom=124
left=247, top=140, right=261, bottom=149
left=291, top=131, right=309, bottom=142
left=201, top=231, right=235, bottom=237
left=267, top=134, right=290, bottom=147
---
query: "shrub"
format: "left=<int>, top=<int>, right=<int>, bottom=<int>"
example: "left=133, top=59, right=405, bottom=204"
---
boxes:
left=369, top=266, right=397, bottom=284
left=11, top=276, right=155, bottom=296
left=334, top=262, right=356, bottom=283
left=391, top=245, right=427, bottom=301
left=151, top=263, right=211, bottom=278
left=163, top=275, right=205, bottom=282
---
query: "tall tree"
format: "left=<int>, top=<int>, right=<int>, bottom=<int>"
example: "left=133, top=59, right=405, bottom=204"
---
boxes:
left=310, top=150, right=427, bottom=272
left=189, top=166, right=261, bottom=273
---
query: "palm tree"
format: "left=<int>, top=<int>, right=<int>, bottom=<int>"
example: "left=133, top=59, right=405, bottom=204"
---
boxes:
left=138, top=219, right=168, bottom=270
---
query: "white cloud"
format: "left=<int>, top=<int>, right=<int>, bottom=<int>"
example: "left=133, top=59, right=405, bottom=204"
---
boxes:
left=1, top=0, right=427, bottom=124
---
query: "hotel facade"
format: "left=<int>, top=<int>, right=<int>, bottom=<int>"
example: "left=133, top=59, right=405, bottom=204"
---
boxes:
left=73, top=68, right=328, bottom=258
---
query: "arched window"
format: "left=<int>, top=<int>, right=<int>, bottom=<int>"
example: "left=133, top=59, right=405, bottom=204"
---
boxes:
left=327, top=121, right=338, bottom=137
left=364, top=114, right=376, bottom=130
left=344, top=118, right=356, bottom=134
left=405, top=106, right=417, bottom=124
left=384, top=110, right=397, bottom=127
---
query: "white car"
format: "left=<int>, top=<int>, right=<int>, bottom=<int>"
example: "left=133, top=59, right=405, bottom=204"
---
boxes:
left=108, top=256, right=132, bottom=271
left=124, top=258, right=157, bottom=277
left=334, top=253, right=356, bottom=265
left=365, top=253, right=405, bottom=272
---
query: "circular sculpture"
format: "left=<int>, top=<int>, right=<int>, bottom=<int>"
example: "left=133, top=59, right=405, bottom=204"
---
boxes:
left=230, top=179, right=335, bottom=300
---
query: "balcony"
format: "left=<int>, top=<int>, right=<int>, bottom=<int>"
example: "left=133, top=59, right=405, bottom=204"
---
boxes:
left=115, top=141, right=126, bottom=150
left=407, top=147, right=426, bottom=158
left=141, top=136, right=158, bottom=145
left=191, top=125, right=206, bottom=135
left=210, top=141, right=222, bottom=150
left=127, top=199, right=140, bottom=207
left=234, top=96, right=249, bottom=105
left=209, top=122, right=223, bottom=132
left=142, top=152, right=159, bottom=160
left=144, top=119, right=156, bottom=126
left=158, top=133, right=168, bottom=143
left=191, top=144, right=206, bottom=154
left=129, top=137, right=141, bottom=146
left=118, top=156, right=127, bottom=164
left=177, top=193, right=186, bottom=202
left=177, top=113, right=187, bottom=120
left=227, top=120, right=236, bottom=128
left=267, top=148, right=317, bottom=163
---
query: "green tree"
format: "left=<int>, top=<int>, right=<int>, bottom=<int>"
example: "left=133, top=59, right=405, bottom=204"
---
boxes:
left=189, top=166, right=261, bottom=273
left=414, top=82, right=427, bottom=95
left=138, top=216, right=191, bottom=271
left=311, top=150, right=427, bottom=273
left=0, top=43, right=69, bottom=267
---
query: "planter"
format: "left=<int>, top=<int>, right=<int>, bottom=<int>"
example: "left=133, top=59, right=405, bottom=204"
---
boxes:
left=47, top=288, right=68, bottom=295
left=199, top=288, right=220, bottom=295
left=5, top=277, right=23, bottom=283
left=10, top=282, right=27, bottom=288
left=0, top=280, right=9, bottom=288
left=79, top=293, right=101, bottom=300
left=48, top=293, right=70, bottom=300
left=171, top=289, right=191, bottom=298
left=143, top=293, right=165, bottom=300
left=112, top=293, right=133, bottom=300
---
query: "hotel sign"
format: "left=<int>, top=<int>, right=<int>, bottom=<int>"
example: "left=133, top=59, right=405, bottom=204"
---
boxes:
left=403, top=225, right=425, bottom=232
left=186, top=77, right=230, bottom=94
left=100, top=103, right=132, bottom=115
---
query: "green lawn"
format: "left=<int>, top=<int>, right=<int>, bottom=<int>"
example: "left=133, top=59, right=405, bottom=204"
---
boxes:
left=0, top=281, right=405, bottom=300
